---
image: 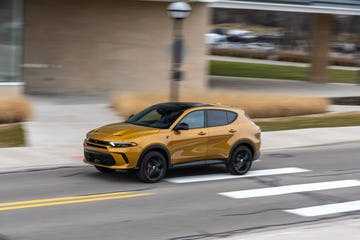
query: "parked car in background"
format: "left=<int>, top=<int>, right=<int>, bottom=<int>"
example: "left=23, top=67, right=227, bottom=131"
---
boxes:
left=211, top=27, right=227, bottom=36
left=331, top=43, right=356, bottom=54
left=205, top=33, right=226, bottom=45
left=84, top=102, right=261, bottom=183
left=257, top=34, right=283, bottom=44
left=227, top=29, right=257, bottom=43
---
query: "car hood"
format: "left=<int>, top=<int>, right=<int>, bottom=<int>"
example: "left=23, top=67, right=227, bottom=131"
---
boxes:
left=89, top=122, right=160, bottom=140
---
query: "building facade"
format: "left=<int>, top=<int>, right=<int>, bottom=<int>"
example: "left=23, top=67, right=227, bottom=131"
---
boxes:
left=22, top=0, right=209, bottom=95
left=0, top=0, right=210, bottom=96
left=0, top=0, right=23, bottom=95
left=1, top=0, right=360, bottom=96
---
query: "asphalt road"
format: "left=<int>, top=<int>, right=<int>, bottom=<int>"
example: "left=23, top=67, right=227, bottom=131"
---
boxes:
left=0, top=143, right=359, bottom=240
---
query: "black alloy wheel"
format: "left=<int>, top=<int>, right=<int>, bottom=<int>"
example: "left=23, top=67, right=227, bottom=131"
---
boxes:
left=137, top=151, right=167, bottom=183
left=227, top=145, right=253, bottom=175
left=95, top=165, right=116, bottom=173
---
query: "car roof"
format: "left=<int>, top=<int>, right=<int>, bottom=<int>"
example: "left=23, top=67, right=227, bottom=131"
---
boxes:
left=153, top=102, right=242, bottom=112
left=153, top=102, right=213, bottom=110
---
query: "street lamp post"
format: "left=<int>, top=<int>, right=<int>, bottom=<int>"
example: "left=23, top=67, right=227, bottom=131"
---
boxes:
left=167, top=2, right=192, bottom=102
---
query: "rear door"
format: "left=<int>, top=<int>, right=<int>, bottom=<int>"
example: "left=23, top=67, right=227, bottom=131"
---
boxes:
left=207, top=110, right=238, bottom=159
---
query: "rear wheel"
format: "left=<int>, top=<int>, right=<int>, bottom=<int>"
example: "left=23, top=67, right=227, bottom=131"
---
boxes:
left=226, top=145, right=253, bottom=175
left=137, top=151, right=167, bottom=183
left=95, top=166, right=116, bottom=173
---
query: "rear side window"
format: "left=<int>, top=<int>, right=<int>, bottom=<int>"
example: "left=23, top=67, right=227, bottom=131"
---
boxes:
left=207, top=110, right=228, bottom=127
left=226, top=111, right=237, bottom=124
left=207, top=110, right=238, bottom=127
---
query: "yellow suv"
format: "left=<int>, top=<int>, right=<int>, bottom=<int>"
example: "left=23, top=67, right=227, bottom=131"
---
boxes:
left=84, top=102, right=261, bottom=183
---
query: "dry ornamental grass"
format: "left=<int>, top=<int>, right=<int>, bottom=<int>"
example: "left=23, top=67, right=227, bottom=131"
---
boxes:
left=110, top=91, right=329, bottom=118
left=0, top=96, right=33, bottom=123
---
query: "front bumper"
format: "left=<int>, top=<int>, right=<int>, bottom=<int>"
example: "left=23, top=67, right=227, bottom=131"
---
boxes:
left=83, top=139, right=141, bottom=170
left=84, top=150, right=116, bottom=166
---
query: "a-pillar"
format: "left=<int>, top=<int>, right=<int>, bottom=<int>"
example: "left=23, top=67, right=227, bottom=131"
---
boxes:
left=310, top=13, right=334, bottom=83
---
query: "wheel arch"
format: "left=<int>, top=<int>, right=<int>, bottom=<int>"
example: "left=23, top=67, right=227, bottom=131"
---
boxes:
left=227, top=140, right=255, bottom=163
left=136, top=144, right=171, bottom=169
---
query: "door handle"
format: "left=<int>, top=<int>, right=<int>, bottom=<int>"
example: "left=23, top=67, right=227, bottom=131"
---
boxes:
left=198, top=132, right=207, bottom=136
left=229, top=129, right=237, bottom=133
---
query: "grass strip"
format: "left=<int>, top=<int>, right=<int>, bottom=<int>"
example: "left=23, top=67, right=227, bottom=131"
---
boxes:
left=209, top=60, right=357, bottom=84
left=0, top=124, right=26, bottom=147
left=255, top=112, right=360, bottom=132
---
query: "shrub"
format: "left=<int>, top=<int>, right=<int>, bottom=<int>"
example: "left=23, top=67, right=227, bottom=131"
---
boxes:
left=277, top=51, right=309, bottom=63
left=110, top=91, right=329, bottom=119
left=0, top=96, right=33, bottom=123
left=211, top=47, right=270, bottom=59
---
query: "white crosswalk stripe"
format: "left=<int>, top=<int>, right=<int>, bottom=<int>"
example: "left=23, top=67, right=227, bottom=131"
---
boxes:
left=165, top=167, right=310, bottom=183
left=167, top=165, right=360, bottom=217
left=218, top=180, right=360, bottom=199
left=285, top=200, right=360, bottom=217
left=216, top=174, right=360, bottom=217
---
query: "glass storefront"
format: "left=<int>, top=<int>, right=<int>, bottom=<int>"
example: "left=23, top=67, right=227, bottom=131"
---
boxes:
left=0, top=0, right=22, bottom=83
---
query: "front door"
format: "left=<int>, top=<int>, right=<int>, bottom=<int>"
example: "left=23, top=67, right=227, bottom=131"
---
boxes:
left=169, top=110, right=208, bottom=164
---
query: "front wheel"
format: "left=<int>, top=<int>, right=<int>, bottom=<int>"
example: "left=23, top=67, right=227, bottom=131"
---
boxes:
left=136, top=151, right=167, bottom=183
left=226, top=146, right=253, bottom=175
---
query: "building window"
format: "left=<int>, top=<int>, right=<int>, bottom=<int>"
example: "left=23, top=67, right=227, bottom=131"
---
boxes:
left=0, top=0, right=22, bottom=83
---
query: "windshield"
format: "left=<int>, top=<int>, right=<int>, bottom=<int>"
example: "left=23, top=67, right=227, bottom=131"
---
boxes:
left=126, top=104, right=186, bottom=129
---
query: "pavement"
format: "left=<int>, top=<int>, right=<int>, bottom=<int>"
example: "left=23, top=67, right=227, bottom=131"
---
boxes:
left=1, top=78, right=360, bottom=239
left=209, top=76, right=360, bottom=97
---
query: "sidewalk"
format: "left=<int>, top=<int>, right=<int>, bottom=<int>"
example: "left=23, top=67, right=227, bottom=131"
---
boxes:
left=0, top=95, right=121, bottom=173
left=209, top=76, right=360, bottom=97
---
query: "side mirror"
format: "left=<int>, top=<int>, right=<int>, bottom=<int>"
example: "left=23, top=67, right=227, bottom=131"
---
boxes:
left=174, top=123, right=189, bottom=131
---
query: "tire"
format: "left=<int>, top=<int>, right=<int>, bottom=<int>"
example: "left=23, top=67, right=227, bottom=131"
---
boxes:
left=226, top=145, right=253, bottom=175
left=95, top=166, right=116, bottom=173
left=136, top=151, right=167, bottom=183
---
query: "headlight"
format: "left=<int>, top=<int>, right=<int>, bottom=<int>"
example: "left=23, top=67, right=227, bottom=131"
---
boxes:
left=109, top=142, right=138, bottom=148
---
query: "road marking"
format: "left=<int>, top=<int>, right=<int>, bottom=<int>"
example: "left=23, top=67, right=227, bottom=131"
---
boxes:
left=285, top=200, right=360, bottom=217
left=219, top=180, right=360, bottom=199
left=0, top=191, right=154, bottom=211
left=165, top=167, right=310, bottom=183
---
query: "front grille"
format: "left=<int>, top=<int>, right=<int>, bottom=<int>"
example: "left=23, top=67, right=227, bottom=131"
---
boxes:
left=86, top=142, right=107, bottom=149
left=84, top=150, right=116, bottom=166
left=88, top=138, right=112, bottom=146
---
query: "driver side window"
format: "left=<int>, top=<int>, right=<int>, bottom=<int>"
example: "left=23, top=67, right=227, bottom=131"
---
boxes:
left=179, top=110, right=204, bottom=129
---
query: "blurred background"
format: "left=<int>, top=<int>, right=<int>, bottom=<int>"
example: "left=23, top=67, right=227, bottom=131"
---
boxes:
left=0, top=0, right=360, bottom=148
left=0, top=0, right=360, bottom=97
